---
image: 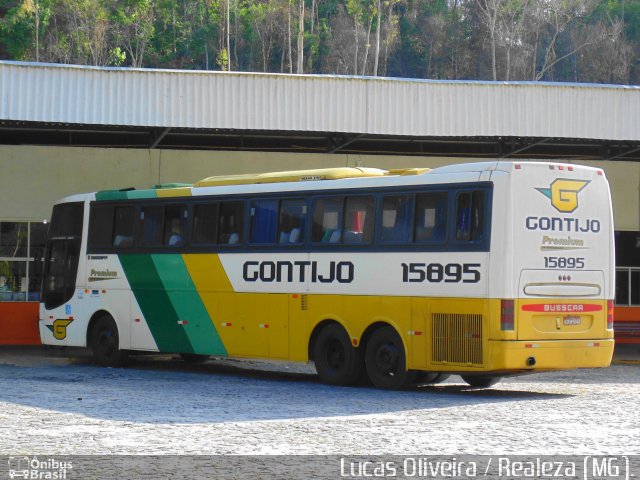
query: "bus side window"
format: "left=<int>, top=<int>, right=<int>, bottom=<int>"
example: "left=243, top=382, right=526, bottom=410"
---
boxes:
left=344, top=196, right=374, bottom=244
left=456, top=191, right=485, bottom=242
left=312, top=197, right=343, bottom=243
left=415, top=192, right=448, bottom=242
left=112, top=206, right=135, bottom=248
left=250, top=200, right=278, bottom=244
left=381, top=195, right=413, bottom=243
left=193, top=203, right=219, bottom=245
left=164, top=205, right=188, bottom=247
left=89, top=205, right=114, bottom=249
left=139, top=206, right=163, bottom=247
left=218, top=201, right=244, bottom=245
left=278, top=200, right=306, bottom=244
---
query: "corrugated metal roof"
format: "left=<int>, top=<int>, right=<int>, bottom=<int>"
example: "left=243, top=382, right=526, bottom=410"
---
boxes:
left=1, top=60, right=639, bottom=141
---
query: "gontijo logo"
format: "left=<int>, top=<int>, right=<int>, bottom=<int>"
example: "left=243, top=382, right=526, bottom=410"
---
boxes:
left=46, top=318, right=74, bottom=340
left=536, top=179, right=590, bottom=213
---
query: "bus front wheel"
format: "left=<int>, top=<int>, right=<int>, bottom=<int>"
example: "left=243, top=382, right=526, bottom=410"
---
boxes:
left=461, top=375, right=502, bottom=388
left=90, top=315, right=128, bottom=367
left=313, top=323, right=364, bottom=386
left=365, top=326, right=415, bottom=390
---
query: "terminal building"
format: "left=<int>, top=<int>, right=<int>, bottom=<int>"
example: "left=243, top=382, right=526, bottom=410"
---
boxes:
left=0, top=61, right=638, bottom=343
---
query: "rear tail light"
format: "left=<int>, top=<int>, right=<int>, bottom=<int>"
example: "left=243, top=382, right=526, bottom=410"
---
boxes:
left=607, top=300, right=614, bottom=329
left=501, top=300, right=515, bottom=331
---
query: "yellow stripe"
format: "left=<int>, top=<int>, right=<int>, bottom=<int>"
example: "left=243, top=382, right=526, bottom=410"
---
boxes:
left=156, top=187, right=192, bottom=197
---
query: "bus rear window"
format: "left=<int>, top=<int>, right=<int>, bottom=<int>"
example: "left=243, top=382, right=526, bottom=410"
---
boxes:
left=456, top=191, right=486, bottom=242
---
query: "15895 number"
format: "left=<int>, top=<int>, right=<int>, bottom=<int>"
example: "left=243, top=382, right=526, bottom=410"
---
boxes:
left=544, top=257, right=585, bottom=269
left=401, top=263, right=481, bottom=283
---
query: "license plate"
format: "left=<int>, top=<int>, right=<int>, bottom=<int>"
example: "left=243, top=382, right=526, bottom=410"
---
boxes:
left=563, top=316, right=582, bottom=326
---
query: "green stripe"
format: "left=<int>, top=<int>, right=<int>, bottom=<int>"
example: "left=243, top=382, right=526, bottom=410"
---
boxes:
left=96, top=189, right=158, bottom=201
left=119, top=254, right=194, bottom=353
left=151, top=255, right=227, bottom=356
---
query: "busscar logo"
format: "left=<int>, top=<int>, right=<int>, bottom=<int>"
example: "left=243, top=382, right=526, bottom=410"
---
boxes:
left=536, top=179, right=590, bottom=213
left=46, top=318, right=74, bottom=340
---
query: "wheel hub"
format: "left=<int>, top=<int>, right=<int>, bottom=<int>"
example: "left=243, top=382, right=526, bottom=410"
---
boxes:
left=375, top=342, right=398, bottom=376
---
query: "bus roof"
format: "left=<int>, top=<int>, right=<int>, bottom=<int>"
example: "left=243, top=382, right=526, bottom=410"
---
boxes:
left=194, top=167, right=431, bottom=187
left=77, top=160, right=605, bottom=205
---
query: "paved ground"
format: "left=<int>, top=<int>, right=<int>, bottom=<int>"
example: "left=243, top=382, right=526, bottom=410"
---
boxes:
left=0, top=344, right=638, bottom=458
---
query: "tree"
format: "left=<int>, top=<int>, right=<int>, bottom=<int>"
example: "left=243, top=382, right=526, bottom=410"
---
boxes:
left=112, top=0, right=154, bottom=67
left=533, top=0, right=605, bottom=80
left=0, top=0, right=53, bottom=61
left=296, top=0, right=303, bottom=72
left=475, top=0, right=503, bottom=80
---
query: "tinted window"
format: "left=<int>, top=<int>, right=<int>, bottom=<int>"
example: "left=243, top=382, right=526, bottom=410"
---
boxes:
left=89, top=205, right=113, bottom=248
left=42, top=202, right=83, bottom=309
left=344, top=196, right=374, bottom=244
left=415, top=192, right=448, bottom=242
left=139, top=206, right=163, bottom=247
left=456, top=191, right=485, bottom=242
left=250, top=200, right=278, bottom=244
left=193, top=203, right=219, bottom=245
left=112, top=206, right=135, bottom=247
left=278, top=200, right=306, bottom=244
left=218, top=202, right=244, bottom=245
left=164, top=205, right=188, bottom=247
left=312, top=197, right=343, bottom=243
left=49, top=203, right=84, bottom=238
left=381, top=195, right=413, bottom=243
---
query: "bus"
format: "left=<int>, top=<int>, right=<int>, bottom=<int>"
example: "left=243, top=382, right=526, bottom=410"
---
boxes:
left=39, top=161, right=615, bottom=389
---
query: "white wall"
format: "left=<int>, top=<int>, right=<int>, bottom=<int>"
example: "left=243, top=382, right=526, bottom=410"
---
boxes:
left=1, top=145, right=638, bottom=230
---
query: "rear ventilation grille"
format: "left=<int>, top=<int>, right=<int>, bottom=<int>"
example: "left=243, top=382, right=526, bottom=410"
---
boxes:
left=432, top=313, right=483, bottom=366
left=300, top=295, right=308, bottom=311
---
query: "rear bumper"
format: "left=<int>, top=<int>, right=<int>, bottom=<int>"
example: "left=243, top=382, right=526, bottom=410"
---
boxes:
left=486, top=338, right=614, bottom=372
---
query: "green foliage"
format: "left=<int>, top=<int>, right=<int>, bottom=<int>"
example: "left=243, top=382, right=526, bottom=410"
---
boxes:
left=108, top=46, right=126, bottom=66
left=0, top=0, right=638, bottom=83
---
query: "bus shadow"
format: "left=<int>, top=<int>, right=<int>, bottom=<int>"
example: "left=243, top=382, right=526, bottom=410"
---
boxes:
left=0, top=355, right=574, bottom=425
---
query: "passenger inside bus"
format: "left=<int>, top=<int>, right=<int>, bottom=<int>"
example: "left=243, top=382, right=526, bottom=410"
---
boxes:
left=167, top=218, right=185, bottom=246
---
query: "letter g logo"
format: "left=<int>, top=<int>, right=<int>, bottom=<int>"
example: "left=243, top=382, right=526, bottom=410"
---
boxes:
left=536, top=179, right=590, bottom=213
left=46, top=319, right=74, bottom=340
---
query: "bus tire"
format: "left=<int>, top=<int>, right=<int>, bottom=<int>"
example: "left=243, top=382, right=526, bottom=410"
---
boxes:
left=365, top=326, right=415, bottom=390
left=313, top=323, right=364, bottom=386
left=90, top=315, right=128, bottom=368
left=179, top=353, right=209, bottom=364
left=415, top=372, right=451, bottom=385
left=461, top=375, right=502, bottom=388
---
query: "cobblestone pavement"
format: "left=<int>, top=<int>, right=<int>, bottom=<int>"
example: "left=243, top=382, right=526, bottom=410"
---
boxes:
left=0, top=346, right=638, bottom=459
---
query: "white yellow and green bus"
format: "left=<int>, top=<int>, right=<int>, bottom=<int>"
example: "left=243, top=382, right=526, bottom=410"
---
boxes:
left=39, top=161, right=615, bottom=389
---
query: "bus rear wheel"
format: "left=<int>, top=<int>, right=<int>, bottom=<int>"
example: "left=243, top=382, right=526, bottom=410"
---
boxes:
left=313, top=323, right=364, bottom=386
left=461, top=375, right=502, bottom=388
left=365, top=326, right=415, bottom=390
left=90, top=315, right=128, bottom=367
